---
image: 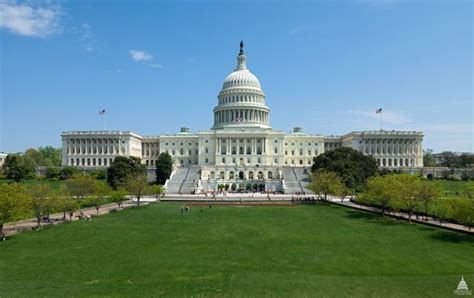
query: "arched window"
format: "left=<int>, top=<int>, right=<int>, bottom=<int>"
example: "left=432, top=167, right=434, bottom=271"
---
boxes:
left=248, top=171, right=254, bottom=179
left=229, top=171, right=235, bottom=179
left=210, top=171, right=215, bottom=179
left=258, top=171, right=264, bottom=179
left=220, top=171, right=225, bottom=179
left=268, top=171, right=273, bottom=179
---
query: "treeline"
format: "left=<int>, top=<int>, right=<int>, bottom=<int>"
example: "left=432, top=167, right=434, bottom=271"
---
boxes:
left=424, top=150, right=474, bottom=168
left=1, top=147, right=62, bottom=181
left=0, top=174, right=164, bottom=237
left=358, top=174, right=474, bottom=227
left=309, top=147, right=474, bottom=229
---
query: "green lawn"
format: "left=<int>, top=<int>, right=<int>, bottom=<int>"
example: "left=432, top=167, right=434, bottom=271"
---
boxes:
left=429, top=179, right=472, bottom=198
left=0, top=203, right=472, bottom=297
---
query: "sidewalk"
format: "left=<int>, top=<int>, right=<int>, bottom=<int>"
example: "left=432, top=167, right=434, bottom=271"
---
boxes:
left=328, top=197, right=473, bottom=234
left=3, top=200, right=144, bottom=236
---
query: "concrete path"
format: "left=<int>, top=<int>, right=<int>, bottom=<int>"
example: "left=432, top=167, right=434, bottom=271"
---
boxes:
left=327, top=197, right=473, bottom=234
left=3, top=200, right=145, bottom=236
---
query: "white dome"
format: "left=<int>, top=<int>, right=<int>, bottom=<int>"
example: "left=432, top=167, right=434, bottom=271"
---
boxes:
left=222, top=69, right=261, bottom=90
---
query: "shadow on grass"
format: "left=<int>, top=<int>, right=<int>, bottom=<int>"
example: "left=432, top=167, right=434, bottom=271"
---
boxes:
left=430, top=231, right=474, bottom=243
left=344, top=210, right=405, bottom=226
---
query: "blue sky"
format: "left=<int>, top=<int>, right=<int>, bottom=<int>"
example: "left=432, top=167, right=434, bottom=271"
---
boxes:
left=1, top=0, right=472, bottom=153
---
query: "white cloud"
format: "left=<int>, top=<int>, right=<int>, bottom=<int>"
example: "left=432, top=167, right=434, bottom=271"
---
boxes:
left=149, top=63, right=163, bottom=69
left=0, top=0, right=62, bottom=38
left=129, top=49, right=153, bottom=62
left=346, top=109, right=411, bottom=125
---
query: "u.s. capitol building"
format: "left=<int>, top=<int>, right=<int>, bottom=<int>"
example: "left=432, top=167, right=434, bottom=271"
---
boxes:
left=61, top=43, right=423, bottom=193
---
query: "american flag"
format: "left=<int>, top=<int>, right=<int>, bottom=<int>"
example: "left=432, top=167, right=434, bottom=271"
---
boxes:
left=375, top=108, right=382, bottom=114
left=99, top=109, right=106, bottom=115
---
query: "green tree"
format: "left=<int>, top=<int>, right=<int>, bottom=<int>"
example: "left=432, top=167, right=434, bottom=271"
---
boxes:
left=312, top=147, right=378, bottom=191
left=27, top=184, right=54, bottom=228
left=416, top=179, right=441, bottom=217
left=453, top=199, right=474, bottom=230
left=65, top=174, right=98, bottom=201
left=2, top=154, right=35, bottom=181
left=38, top=146, right=62, bottom=166
left=308, top=171, right=345, bottom=201
left=361, top=175, right=397, bottom=217
left=59, top=166, right=80, bottom=180
left=85, top=181, right=110, bottom=215
left=107, top=156, right=146, bottom=189
left=390, top=174, right=420, bottom=223
left=0, top=183, right=28, bottom=237
left=423, top=149, right=437, bottom=167
left=156, top=152, right=173, bottom=185
left=148, top=184, right=164, bottom=202
left=46, top=166, right=61, bottom=179
left=110, top=188, right=128, bottom=209
left=125, top=175, right=148, bottom=207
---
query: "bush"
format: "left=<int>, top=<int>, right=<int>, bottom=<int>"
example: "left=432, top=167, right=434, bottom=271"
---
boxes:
left=427, top=173, right=433, bottom=180
left=447, top=174, right=462, bottom=181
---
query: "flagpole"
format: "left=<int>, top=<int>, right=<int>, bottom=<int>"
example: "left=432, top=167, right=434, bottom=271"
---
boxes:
left=380, top=110, right=383, bottom=131
left=103, top=113, right=106, bottom=131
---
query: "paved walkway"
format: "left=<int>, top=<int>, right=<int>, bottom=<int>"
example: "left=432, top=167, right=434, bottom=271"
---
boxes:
left=3, top=200, right=145, bottom=236
left=328, top=197, right=473, bottom=234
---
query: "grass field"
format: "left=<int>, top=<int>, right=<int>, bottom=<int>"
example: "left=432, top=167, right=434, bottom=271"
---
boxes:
left=0, top=203, right=472, bottom=297
left=428, top=179, right=472, bottom=198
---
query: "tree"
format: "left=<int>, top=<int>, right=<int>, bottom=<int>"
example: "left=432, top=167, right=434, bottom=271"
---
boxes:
left=438, top=151, right=460, bottom=168
left=361, top=175, right=398, bottom=217
left=107, top=156, right=146, bottom=189
left=110, top=188, right=128, bottom=209
left=156, top=152, right=173, bottom=185
left=85, top=181, right=110, bottom=215
left=308, top=171, right=345, bottom=201
left=45, top=166, right=61, bottom=179
left=0, top=183, right=28, bottom=237
left=416, top=180, right=441, bottom=217
left=390, top=174, right=421, bottom=223
left=312, top=147, right=378, bottom=191
left=147, top=184, right=164, bottom=202
left=423, top=149, right=437, bottom=167
left=2, top=154, right=35, bottom=181
left=27, top=184, right=54, bottom=228
left=65, top=174, right=98, bottom=201
left=38, top=146, right=62, bottom=166
left=453, top=199, right=474, bottom=230
left=59, top=166, right=80, bottom=180
left=125, top=175, right=148, bottom=207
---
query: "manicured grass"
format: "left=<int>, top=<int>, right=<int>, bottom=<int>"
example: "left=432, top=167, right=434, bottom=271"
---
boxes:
left=429, top=179, right=472, bottom=198
left=0, top=203, right=472, bottom=297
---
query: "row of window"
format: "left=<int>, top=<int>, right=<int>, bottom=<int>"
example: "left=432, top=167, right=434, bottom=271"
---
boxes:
left=70, top=157, right=112, bottom=166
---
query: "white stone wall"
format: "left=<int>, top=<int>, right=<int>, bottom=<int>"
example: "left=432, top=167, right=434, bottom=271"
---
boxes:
left=61, top=131, right=142, bottom=168
left=283, top=130, right=324, bottom=167
left=159, top=134, right=199, bottom=168
left=341, top=131, right=424, bottom=168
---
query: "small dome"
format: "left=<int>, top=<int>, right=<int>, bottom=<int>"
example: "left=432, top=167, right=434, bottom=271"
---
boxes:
left=222, top=69, right=261, bottom=90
